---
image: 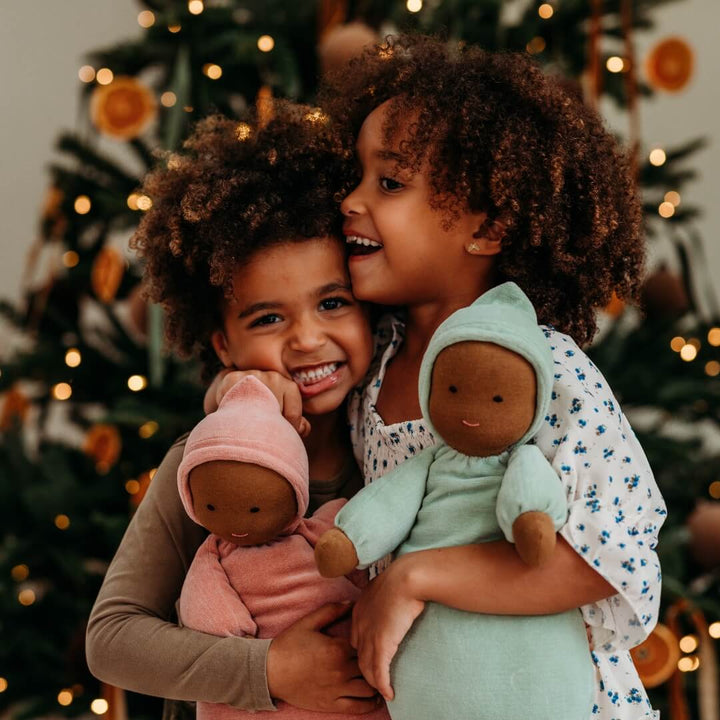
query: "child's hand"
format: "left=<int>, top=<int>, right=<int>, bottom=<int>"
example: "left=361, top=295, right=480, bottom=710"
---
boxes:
left=351, top=556, right=425, bottom=702
left=203, top=368, right=310, bottom=437
left=267, top=602, right=381, bottom=713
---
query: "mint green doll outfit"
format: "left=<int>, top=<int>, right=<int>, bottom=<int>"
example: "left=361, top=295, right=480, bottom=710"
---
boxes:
left=335, top=283, right=595, bottom=720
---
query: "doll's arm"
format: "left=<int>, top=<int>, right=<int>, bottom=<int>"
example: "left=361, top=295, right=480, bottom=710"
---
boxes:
left=316, top=448, right=435, bottom=576
left=179, top=539, right=258, bottom=638
left=495, top=444, right=567, bottom=566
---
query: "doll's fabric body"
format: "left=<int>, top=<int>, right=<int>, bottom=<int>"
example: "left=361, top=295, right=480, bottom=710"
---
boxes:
left=335, top=284, right=595, bottom=720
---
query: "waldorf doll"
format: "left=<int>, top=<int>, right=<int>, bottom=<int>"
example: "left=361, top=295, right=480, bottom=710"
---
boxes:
left=177, top=376, right=389, bottom=720
left=315, top=283, right=594, bottom=720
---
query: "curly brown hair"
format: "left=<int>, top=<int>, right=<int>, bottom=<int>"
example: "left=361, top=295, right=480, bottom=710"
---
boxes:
left=319, top=34, right=644, bottom=345
left=131, top=102, right=354, bottom=380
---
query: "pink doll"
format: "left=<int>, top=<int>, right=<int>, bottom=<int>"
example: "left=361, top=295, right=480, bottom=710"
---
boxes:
left=177, top=375, right=388, bottom=720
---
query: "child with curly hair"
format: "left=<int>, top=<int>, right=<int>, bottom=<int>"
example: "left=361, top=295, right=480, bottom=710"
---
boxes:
left=86, top=102, right=384, bottom=718
left=313, top=34, right=666, bottom=720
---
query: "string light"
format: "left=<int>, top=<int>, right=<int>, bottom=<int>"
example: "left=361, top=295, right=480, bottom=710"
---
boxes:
left=0, top=678, right=7, bottom=692
left=63, top=251, right=80, bottom=268
left=65, top=349, right=82, bottom=368
left=708, top=328, right=720, bottom=346
left=91, top=699, right=109, bottom=715
left=127, top=193, right=140, bottom=210
left=188, top=0, right=204, bottom=15
left=649, top=148, right=666, bottom=166
left=78, top=65, right=96, bottom=83
left=710, top=622, right=720, bottom=638
left=679, top=634, right=698, bottom=653
left=706, top=361, right=720, bottom=377
left=677, top=655, right=700, bottom=672
left=18, top=588, right=36, bottom=606
left=184, top=105, right=194, bottom=113
left=526, top=37, right=546, bottom=54
left=150, top=468, right=158, bottom=480
left=55, top=514, right=70, bottom=530
left=137, top=10, right=155, bottom=28
left=202, top=63, right=223, bottom=79
left=304, top=109, right=328, bottom=124
left=11, top=564, right=29, bottom=581
left=136, top=195, right=153, bottom=211
left=406, top=0, right=423, bottom=12
left=52, top=383, right=73, bottom=400
left=709, top=481, right=720, bottom=499
left=538, top=3, right=554, bottom=19
left=125, top=479, right=141, bottom=495
left=670, top=336, right=685, bottom=352
left=658, top=201, right=675, bottom=218
left=168, top=24, right=181, bottom=33
left=606, top=56, right=625, bottom=73
left=58, top=690, right=73, bottom=706
left=139, top=420, right=159, bottom=439
left=679, top=344, right=697, bottom=362
left=235, top=123, right=252, bottom=141
left=128, top=375, right=148, bottom=392
left=258, top=35, right=275, bottom=52
left=96, top=68, right=114, bottom=85
left=665, top=191, right=681, bottom=206
left=688, top=338, right=701, bottom=350
left=74, top=195, right=92, bottom=215
left=161, top=91, right=177, bottom=107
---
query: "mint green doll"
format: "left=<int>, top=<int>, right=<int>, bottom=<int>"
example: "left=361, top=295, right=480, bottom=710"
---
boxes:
left=315, top=283, right=594, bottom=720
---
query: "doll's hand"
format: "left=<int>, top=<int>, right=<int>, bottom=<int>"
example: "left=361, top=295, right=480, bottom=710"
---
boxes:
left=351, top=554, right=425, bottom=702
left=512, top=511, right=556, bottom=567
left=267, top=602, right=381, bottom=714
left=315, top=529, right=360, bottom=578
left=204, top=369, right=310, bottom=437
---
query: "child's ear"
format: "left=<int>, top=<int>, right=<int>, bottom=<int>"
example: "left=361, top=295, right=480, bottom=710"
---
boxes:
left=211, top=329, right=233, bottom=367
left=465, top=216, right=506, bottom=256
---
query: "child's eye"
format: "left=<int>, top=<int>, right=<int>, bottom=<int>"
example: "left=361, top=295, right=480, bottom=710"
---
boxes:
left=320, top=297, right=349, bottom=311
left=379, top=177, right=404, bottom=192
left=250, top=313, right=282, bottom=327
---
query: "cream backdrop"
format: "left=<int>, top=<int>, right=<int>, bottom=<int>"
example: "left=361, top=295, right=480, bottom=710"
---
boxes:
left=0, top=0, right=718, bottom=313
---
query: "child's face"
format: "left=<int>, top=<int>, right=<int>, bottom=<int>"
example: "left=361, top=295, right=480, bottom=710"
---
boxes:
left=212, top=237, right=373, bottom=417
left=341, top=100, right=497, bottom=307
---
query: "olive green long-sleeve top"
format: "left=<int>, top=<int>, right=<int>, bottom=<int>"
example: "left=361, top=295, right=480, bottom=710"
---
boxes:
left=86, top=435, right=360, bottom=714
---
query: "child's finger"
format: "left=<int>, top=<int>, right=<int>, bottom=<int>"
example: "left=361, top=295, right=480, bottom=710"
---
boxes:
left=297, top=601, right=353, bottom=632
left=362, top=651, right=394, bottom=702
left=279, top=383, right=305, bottom=434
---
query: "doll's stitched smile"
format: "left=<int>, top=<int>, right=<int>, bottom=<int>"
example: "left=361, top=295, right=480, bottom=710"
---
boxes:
left=231, top=532, right=250, bottom=538
left=461, top=420, right=481, bottom=427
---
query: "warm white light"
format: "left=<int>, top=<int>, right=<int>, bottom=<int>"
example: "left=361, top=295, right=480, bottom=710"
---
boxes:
left=139, top=421, right=159, bottom=439
left=128, top=375, right=148, bottom=392
left=538, top=3, right=554, bottom=19
left=658, top=201, right=675, bottom=218
left=11, top=564, right=29, bottom=582
left=688, top=337, right=701, bottom=350
left=18, top=589, right=36, bottom=606
left=74, top=195, right=92, bottom=215
left=665, top=191, right=681, bottom=206
left=161, top=91, right=177, bottom=107
left=168, top=24, right=182, bottom=33
left=257, top=35, right=275, bottom=52
left=65, top=349, right=82, bottom=368
left=707, top=328, right=720, bottom=346
left=680, top=344, right=697, bottom=362
left=52, top=383, right=72, bottom=401
left=235, top=123, right=252, bottom=141
left=406, top=0, right=423, bottom=12
left=63, top=251, right=80, bottom=268
left=706, top=361, right=720, bottom=377
left=649, top=148, right=666, bottom=166
left=138, top=10, right=155, bottom=28
left=677, top=655, right=700, bottom=672
left=304, top=109, right=328, bottom=124
left=679, top=635, right=698, bottom=653
left=670, top=336, right=685, bottom=352
left=96, top=68, right=114, bottom=85
left=188, top=0, right=204, bottom=15
left=606, top=56, right=625, bottom=73
left=58, top=690, right=73, bottom=706
left=710, top=480, right=720, bottom=499
left=203, top=63, right=223, bottom=80
left=709, top=622, right=720, bottom=638
left=0, top=678, right=7, bottom=692
left=136, top=195, right=153, bottom=211
left=91, top=699, right=110, bottom=715
left=125, top=479, right=141, bottom=495
left=55, top=514, right=70, bottom=530
left=127, top=193, right=140, bottom=210
left=526, top=37, right=546, bottom=54
left=78, top=65, right=96, bottom=83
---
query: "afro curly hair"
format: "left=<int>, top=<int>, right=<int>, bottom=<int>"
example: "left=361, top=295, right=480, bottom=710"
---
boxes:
left=131, top=101, right=354, bottom=381
left=319, top=34, right=645, bottom=345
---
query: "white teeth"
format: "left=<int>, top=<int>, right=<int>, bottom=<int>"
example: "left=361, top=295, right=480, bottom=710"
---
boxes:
left=345, top=235, right=382, bottom=248
left=292, top=362, right=339, bottom=384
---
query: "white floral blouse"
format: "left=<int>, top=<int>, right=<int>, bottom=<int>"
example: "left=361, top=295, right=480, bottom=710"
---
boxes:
left=348, top=314, right=666, bottom=720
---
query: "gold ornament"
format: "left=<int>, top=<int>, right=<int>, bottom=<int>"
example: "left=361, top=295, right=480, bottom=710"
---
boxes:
left=645, top=37, right=694, bottom=92
left=83, top=424, right=122, bottom=468
left=0, top=386, right=30, bottom=431
left=90, top=76, right=157, bottom=140
left=91, top=246, right=125, bottom=303
left=630, top=623, right=680, bottom=688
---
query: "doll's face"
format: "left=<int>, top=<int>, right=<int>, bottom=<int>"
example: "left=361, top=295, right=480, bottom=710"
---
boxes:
left=189, top=460, right=298, bottom=546
left=428, top=341, right=536, bottom=457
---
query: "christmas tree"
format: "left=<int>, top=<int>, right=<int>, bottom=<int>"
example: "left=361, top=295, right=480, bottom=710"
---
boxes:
left=1, top=1, right=717, bottom=718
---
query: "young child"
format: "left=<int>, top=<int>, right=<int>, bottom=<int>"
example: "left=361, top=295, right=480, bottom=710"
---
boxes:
left=86, top=103, right=382, bottom=717
left=314, top=35, right=666, bottom=720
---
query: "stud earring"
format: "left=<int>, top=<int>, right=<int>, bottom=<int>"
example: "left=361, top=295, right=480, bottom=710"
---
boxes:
left=465, top=240, right=483, bottom=255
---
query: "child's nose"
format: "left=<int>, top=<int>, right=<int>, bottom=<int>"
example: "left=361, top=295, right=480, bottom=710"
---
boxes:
left=340, top=184, right=364, bottom=216
left=289, top=318, right=326, bottom=352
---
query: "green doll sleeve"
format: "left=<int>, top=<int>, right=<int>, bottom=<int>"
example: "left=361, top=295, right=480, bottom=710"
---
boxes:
left=495, top=443, right=568, bottom=543
left=334, top=447, right=436, bottom=568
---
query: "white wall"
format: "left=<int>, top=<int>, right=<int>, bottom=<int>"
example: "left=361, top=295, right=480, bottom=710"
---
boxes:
left=0, top=1, right=718, bottom=308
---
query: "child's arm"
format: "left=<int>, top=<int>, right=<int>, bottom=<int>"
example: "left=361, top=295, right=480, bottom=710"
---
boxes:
left=86, top=438, right=377, bottom=714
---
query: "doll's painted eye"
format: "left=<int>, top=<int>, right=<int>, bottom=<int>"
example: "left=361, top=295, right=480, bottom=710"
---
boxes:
left=206, top=504, right=215, bottom=511
left=250, top=507, right=260, bottom=513
left=493, top=395, right=504, bottom=403
left=449, top=385, right=458, bottom=393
